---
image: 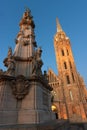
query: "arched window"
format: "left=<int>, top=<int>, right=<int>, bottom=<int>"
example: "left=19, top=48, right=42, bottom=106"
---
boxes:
left=72, top=73, right=75, bottom=82
left=61, top=49, right=64, bottom=56
left=69, top=61, right=72, bottom=68
left=67, top=49, right=69, bottom=55
left=66, top=75, right=70, bottom=84
left=64, top=62, right=67, bottom=69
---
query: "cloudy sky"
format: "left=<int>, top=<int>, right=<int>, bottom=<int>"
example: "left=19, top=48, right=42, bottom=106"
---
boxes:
left=0, top=0, right=87, bottom=86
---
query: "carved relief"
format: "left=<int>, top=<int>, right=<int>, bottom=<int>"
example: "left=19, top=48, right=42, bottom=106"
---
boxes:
left=11, top=75, right=30, bottom=100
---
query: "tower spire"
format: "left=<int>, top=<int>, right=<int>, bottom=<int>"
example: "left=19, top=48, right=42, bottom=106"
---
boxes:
left=56, top=17, right=62, bottom=32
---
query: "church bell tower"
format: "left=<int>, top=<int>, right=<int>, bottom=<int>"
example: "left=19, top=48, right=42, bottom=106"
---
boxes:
left=53, top=18, right=87, bottom=121
left=54, top=18, right=78, bottom=86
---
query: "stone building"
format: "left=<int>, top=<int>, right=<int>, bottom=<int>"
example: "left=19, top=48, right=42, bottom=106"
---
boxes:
left=48, top=18, right=87, bottom=123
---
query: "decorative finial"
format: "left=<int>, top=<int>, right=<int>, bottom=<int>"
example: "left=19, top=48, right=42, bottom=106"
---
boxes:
left=25, top=6, right=30, bottom=13
left=56, top=17, right=62, bottom=32
left=8, top=47, right=12, bottom=58
left=24, top=6, right=33, bottom=18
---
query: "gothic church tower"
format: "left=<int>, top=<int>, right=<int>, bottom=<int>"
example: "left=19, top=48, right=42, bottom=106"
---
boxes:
left=54, top=19, right=77, bottom=85
left=48, top=18, right=87, bottom=122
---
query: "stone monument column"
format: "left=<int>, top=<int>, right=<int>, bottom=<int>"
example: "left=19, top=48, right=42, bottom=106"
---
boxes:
left=0, top=9, right=56, bottom=128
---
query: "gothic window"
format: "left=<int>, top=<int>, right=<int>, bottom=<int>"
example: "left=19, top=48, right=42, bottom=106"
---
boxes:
left=66, top=75, right=70, bottom=84
left=64, top=62, right=67, bottom=69
left=69, top=90, right=73, bottom=101
left=61, top=49, right=64, bottom=56
left=67, top=49, right=69, bottom=55
left=69, top=61, right=72, bottom=68
left=72, top=73, right=75, bottom=82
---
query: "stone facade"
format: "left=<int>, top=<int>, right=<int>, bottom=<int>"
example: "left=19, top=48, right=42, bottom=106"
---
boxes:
left=48, top=18, right=87, bottom=123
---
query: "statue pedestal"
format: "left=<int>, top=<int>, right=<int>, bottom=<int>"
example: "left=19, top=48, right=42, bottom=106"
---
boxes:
left=17, top=76, right=55, bottom=124
left=0, top=75, right=55, bottom=125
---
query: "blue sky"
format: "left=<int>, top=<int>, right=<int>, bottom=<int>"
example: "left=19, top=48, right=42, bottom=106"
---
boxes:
left=0, top=0, right=87, bottom=87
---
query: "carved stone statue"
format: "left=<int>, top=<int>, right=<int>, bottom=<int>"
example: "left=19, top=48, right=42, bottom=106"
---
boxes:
left=23, top=8, right=31, bottom=19
left=32, top=47, right=43, bottom=76
left=43, top=70, right=49, bottom=82
left=8, top=47, right=12, bottom=59
left=36, top=47, right=42, bottom=59
left=6, top=58, right=15, bottom=76
left=3, top=47, right=15, bottom=76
